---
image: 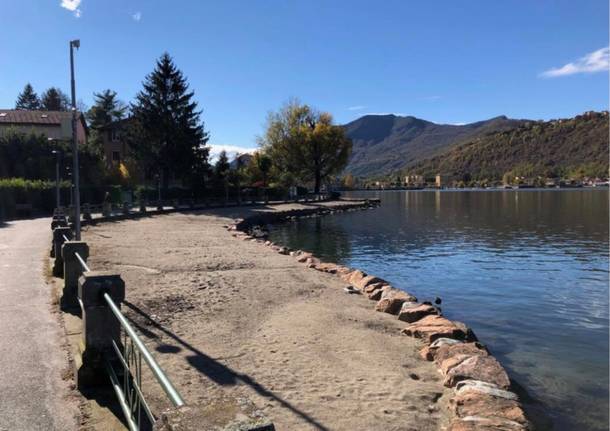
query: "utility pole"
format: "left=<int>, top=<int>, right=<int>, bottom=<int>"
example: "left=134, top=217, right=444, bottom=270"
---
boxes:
left=69, top=39, right=81, bottom=240
left=51, top=149, right=60, bottom=208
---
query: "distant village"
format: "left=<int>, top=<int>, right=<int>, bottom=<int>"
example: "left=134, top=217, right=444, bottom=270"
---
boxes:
left=345, top=172, right=609, bottom=191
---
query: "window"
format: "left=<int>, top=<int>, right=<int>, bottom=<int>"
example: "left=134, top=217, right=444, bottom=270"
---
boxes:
left=111, top=129, right=120, bottom=142
left=112, top=151, right=121, bottom=162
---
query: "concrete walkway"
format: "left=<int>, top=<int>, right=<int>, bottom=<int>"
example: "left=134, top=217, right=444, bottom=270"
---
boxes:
left=0, top=218, right=78, bottom=431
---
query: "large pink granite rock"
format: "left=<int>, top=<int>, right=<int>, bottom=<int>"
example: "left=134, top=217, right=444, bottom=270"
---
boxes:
left=351, top=274, right=385, bottom=291
left=375, top=288, right=418, bottom=314
left=397, top=303, right=439, bottom=323
left=443, top=355, right=511, bottom=389
left=402, top=315, right=470, bottom=343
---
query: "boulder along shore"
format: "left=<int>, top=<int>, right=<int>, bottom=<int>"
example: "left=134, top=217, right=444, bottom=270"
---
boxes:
left=83, top=199, right=530, bottom=430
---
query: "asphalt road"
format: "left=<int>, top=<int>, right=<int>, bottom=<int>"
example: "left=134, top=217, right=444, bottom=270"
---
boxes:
left=0, top=218, right=78, bottom=430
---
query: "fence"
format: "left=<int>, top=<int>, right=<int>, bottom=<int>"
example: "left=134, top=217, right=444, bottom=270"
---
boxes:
left=54, top=192, right=333, bottom=225
left=51, top=209, right=184, bottom=431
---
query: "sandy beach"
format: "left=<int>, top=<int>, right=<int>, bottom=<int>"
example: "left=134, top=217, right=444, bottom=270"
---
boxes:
left=82, top=201, right=452, bottom=430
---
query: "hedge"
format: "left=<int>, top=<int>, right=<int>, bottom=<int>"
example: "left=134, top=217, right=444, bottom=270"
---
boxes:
left=0, top=178, right=72, bottom=220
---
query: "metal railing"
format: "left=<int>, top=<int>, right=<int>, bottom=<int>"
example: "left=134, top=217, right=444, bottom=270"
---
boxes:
left=104, top=292, right=184, bottom=431
left=71, top=246, right=184, bottom=430
left=68, top=193, right=333, bottom=224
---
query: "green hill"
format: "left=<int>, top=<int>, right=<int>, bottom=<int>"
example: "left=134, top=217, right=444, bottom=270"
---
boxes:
left=410, top=111, right=609, bottom=181
left=343, top=114, right=525, bottom=177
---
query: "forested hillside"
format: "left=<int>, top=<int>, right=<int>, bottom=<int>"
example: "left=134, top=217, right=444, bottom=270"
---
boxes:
left=410, top=111, right=609, bottom=181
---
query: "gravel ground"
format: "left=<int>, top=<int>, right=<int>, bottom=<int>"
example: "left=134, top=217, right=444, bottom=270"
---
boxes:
left=83, top=201, right=451, bottom=430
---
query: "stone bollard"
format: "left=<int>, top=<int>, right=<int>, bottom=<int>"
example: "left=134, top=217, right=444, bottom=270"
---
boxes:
left=68, top=206, right=76, bottom=223
left=102, top=202, right=111, bottom=217
left=50, top=217, right=67, bottom=257
left=76, top=271, right=125, bottom=388
left=52, top=227, right=73, bottom=277
left=51, top=215, right=68, bottom=230
left=122, top=202, right=130, bottom=216
left=83, top=203, right=92, bottom=221
left=61, top=241, right=89, bottom=309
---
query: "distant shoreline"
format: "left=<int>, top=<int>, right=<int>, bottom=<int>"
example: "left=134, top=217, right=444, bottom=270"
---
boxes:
left=342, top=186, right=608, bottom=192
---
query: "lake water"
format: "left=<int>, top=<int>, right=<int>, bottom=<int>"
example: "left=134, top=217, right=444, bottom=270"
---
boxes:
left=269, top=189, right=609, bottom=431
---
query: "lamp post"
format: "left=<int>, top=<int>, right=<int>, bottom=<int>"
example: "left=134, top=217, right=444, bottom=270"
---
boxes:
left=69, top=39, right=81, bottom=240
left=51, top=149, right=61, bottom=209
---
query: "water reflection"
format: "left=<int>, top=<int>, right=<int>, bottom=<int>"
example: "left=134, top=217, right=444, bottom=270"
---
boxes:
left=269, top=189, right=609, bottom=431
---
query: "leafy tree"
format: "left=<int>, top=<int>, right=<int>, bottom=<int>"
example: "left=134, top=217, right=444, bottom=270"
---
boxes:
left=214, top=151, right=230, bottom=202
left=86, top=90, right=127, bottom=129
left=230, top=154, right=248, bottom=203
left=254, top=152, right=272, bottom=187
left=343, top=173, right=355, bottom=189
left=15, top=83, right=40, bottom=110
left=127, top=53, right=210, bottom=189
left=0, top=129, right=104, bottom=186
left=40, top=87, right=70, bottom=111
left=260, top=100, right=352, bottom=193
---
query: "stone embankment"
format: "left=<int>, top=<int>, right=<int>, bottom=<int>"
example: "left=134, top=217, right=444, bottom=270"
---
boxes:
left=227, top=199, right=532, bottom=431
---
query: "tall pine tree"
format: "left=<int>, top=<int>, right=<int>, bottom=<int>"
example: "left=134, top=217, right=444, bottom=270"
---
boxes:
left=15, top=83, right=41, bottom=110
left=128, top=53, right=210, bottom=189
left=86, top=90, right=127, bottom=129
left=41, top=87, right=70, bottom=111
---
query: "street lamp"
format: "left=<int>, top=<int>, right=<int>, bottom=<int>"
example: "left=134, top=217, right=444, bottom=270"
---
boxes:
left=69, top=39, right=82, bottom=240
left=51, top=148, right=61, bottom=209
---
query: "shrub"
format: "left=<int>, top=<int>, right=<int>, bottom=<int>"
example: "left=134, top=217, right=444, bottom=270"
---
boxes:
left=0, top=178, right=71, bottom=220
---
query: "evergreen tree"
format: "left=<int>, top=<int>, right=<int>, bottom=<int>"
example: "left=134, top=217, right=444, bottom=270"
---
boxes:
left=15, top=83, right=41, bottom=110
left=128, top=53, right=210, bottom=189
left=40, top=87, right=70, bottom=111
left=214, top=151, right=230, bottom=202
left=85, top=90, right=127, bottom=158
left=86, top=90, right=127, bottom=129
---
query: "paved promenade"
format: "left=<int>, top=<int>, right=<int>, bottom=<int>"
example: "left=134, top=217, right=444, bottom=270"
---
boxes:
left=0, top=218, right=78, bottom=431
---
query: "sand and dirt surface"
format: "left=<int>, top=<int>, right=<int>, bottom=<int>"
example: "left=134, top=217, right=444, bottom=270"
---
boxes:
left=83, top=201, right=451, bottom=430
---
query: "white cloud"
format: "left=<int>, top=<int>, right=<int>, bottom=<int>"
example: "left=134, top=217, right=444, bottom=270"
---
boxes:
left=132, top=11, right=142, bottom=22
left=208, top=144, right=256, bottom=162
left=60, top=0, right=82, bottom=17
left=540, top=47, right=609, bottom=78
left=348, top=105, right=366, bottom=111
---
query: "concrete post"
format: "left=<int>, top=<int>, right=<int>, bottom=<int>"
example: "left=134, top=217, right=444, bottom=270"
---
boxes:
left=102, top=202, right=111, bottom=217
left=61, top=241, right=89, bottom=309
left=52, top=227, right=73, bottom=276
left=76, top=271, right=125, bottom=388
left=50, top=217, right=67, bottom=257
left=82, top=203, right=92, bottom=221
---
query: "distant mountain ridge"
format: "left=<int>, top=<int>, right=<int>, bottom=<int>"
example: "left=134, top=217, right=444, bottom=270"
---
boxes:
left=343, top=114, right=525, bottom=177
left=411, top=111, right=609, bottom=181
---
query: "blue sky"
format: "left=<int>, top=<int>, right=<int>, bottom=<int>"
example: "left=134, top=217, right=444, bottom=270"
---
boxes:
left=0, top=1, right=608, bottom=156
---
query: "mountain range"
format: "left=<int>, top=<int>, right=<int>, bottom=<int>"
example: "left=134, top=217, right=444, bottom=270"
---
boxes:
left=411, top=111, right=609, bottom=180
left=342, top=114, right=525, bottom=177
